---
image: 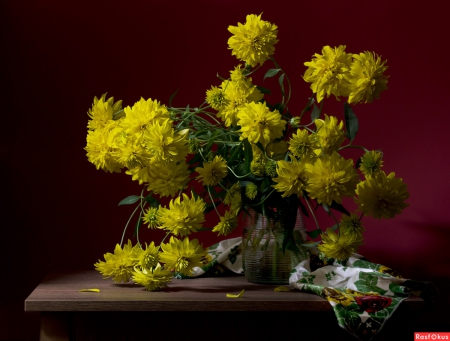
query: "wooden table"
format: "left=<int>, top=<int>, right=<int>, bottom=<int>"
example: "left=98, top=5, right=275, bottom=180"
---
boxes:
left=25, top=270, right=425, bottom=341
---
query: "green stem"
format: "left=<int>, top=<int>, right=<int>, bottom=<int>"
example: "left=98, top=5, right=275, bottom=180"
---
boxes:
left=120, top=203, right=141, bottom=247
left=303, top=196, right=320, bottom=231
left=338, top=144, right=370, bottom=153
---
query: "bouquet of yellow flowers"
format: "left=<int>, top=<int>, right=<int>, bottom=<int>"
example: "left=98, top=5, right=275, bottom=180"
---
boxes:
left=86, top=14, right=409, bottom=291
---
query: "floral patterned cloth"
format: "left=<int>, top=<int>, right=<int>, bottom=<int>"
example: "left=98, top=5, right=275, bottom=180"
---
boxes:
left=188, top=238, right=438, bottom=341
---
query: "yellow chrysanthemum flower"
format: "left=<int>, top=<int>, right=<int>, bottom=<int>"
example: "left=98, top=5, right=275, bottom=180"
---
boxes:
left=147, top=161, right=190, bottom=197
left=245, top=182, right=258, bottom=199
left=229, top=64, right=248, bottom=86
left=142, top=207, right=160, bottom=229
left=206, top=86, right=229, bottom=110
left=121, top=98, right=170, bottom=141
left=347, top=52, right=389, bottom=104
left=359, top=150, right=383, bottom=178
left=303, top=45, right=352, bottom=103
left=144, top=119, right=189, bottom=163
left=318, top=228, right=362, bottom=260
left=132, top=264, right=172, bottom=291
left=340, top=213, right=364, bottom=240
left=87, top=93, right=123, bottom=131
left=238, top=102, right=286, bottom=147
left=289, top=129, right=319, bottom=159
left=157, top=193, right=206, bottom=236
left=266, top=140, right=288, bottom=158
left=306, top=152, right=359, bottom=205
left=160, top=237, right=205, bottom=276
left=217, top=79, right=264, bottom=127
left=131, top=242, right=160, bottom=269
left=94, top=240, right=137, bottom=283
left=250, top=148, right=266, bottom=176
left=195, top=155, right=228, bottom=186
left=355, top=171, right=409, bottom=219
left=314, top=115, right=346, bottom=155
left=272, top=157, right=310, bottom=198
left=113, top=133, right=152, bottom=169
left=228, top=13, right=278, bottom=67
left=212, top=211, right=238, bottom=236
left=85, top=127, right=122, bottom=173
left=125, top=165, right=151, bottom=185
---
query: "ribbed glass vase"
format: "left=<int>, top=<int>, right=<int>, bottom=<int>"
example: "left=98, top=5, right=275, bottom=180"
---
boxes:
left=242, top=208, right=308, bottom=284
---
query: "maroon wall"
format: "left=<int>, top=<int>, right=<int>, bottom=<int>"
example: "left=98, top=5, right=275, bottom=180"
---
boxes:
left=1, top=0, right=449, bottom=339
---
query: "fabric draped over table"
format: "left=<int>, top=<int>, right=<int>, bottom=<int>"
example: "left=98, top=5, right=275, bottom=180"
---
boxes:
left=183, top=237, right=438, bottom=341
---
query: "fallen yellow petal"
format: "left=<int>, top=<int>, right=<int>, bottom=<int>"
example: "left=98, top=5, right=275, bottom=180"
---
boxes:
left=226, top=289, right=244, bottom=298
left=79, top=288, right=100, bottom=293
left=274, top=286, right=290, bottom=292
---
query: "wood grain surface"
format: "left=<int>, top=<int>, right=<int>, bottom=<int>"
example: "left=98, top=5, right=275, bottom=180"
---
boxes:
left=25, top=270, right=424, bottom=313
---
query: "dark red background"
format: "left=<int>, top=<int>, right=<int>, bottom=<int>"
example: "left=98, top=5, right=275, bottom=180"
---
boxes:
left=1, top=0, right=449, bottom=339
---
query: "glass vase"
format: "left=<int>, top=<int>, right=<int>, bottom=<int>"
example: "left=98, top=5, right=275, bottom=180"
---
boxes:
left=242, top=208, right=308, bottom=284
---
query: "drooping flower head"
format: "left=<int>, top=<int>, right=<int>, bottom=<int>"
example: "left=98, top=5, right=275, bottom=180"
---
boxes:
left=303, top=45, right=352, bottom=103
left=306, top=152, right=359, bottom=205
left=318, top=228, right=362, bottom=260
left=355, top=171, right=409, bottom=219
left=132, top=264, right=172, bottom=291
left=131, top=242, right=160, bottom=269
left=289, top=128, right=319, bottom=159
left=314, top=115, right=346, bottom=155
left=339, top=213, right=364, bottom=240
left=238, top=102, right=286, bottom=147
left=359, top=150, right=383, bottom=178
left=146, top=161, right=190, bottom=197
left=142, top=207, right=160, bottom=229
left=87, top=93, right=123, bottom=131
left=160, top=236, right=205, bottom=276
left=206, top=86, right=229, bottom=110
left=195, top=155, right=228, bottom=186
left=272, top=157, right=310, bottom=198
left=212, top=211, right=238, bottom=236
left=94, top=240, right=137, bottom=283
left=228, top=14, right=278, bottom=67
left=347, top=52, right=389, bottom=104
left=157, top=193, right=206, bottom=236
left=245, top=182, right=258, bottom=199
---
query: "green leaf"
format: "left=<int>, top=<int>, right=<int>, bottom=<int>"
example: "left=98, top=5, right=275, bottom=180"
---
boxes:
left=243, top=138, right=253, bottom=173
left=227, top=141, right=244, bottom=164
left=118, top=195, right=140, bottom=206
left=113, top=109, right=125, bottom=120
left=216, top=72, right=226, bottom=81
left=311, top=104, right=320, bottom=122
left=354, top=272, right=387, bottom=295
left=144, top=195, right=160, bottom=208
left=263, top=68, right=281, bottom=82
left=306, top=229, right=322, bottom=239
left=353, top=259, right=378, bottom=270
left=256, top=86, right=271, bottom=94
left=133, top=217, right=143, bottom=238
left=278, top=74, right=286, bottom=96
left=168, top=88, right=180, bottom=107
left=344, top=102, right=359, bottom=141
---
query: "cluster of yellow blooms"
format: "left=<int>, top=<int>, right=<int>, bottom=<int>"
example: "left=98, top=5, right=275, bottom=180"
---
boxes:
left=87, top=14, right=409, bottom=291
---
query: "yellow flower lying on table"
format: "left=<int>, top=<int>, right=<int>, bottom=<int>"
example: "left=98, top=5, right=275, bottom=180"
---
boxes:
left=87, top=13, right=409, bottom=291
